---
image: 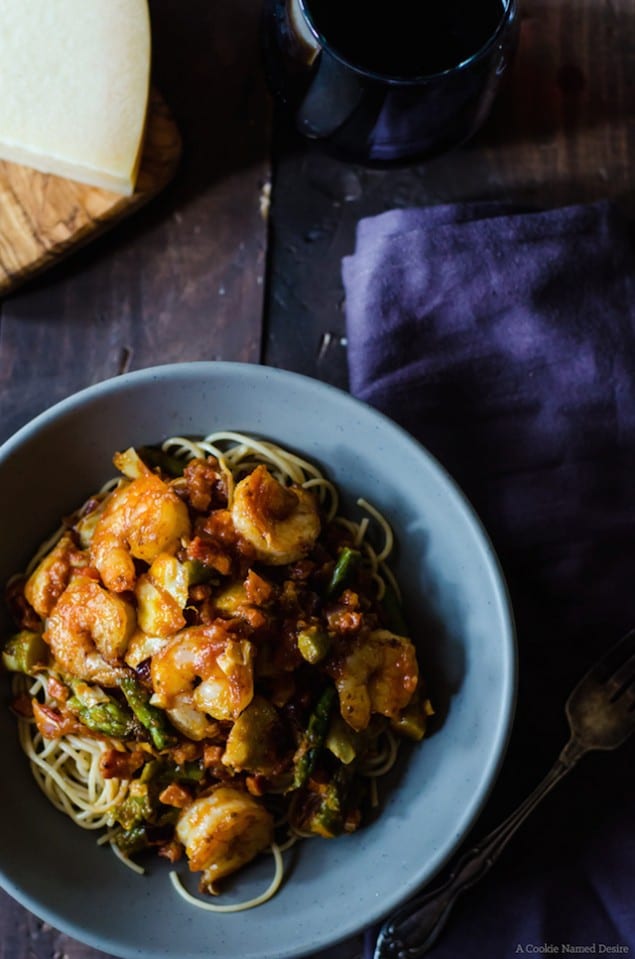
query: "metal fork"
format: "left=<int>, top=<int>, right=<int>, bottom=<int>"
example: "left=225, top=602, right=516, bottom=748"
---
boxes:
left=374, top=630, right=635, bottom=959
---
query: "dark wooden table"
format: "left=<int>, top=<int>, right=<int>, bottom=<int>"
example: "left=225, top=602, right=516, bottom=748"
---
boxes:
left=1, top=1, right=634, bottom=957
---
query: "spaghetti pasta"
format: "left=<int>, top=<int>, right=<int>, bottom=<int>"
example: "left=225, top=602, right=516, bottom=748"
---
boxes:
left=169, top=842, right=284, bottom=913
left=13, top=676, right=130, bottom=828
left=3, top=432, right=431, bottom=912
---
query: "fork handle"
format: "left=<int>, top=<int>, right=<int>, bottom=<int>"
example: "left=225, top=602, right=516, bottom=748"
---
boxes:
left=373, top=738, right=587, bottom=959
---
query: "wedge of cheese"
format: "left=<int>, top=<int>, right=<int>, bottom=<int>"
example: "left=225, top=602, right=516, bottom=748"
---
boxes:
left=0, top=0, right=151, bottom=196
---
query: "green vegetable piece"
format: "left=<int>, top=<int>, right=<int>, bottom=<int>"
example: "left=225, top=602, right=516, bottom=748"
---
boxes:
left=115, top=781, right=154, bottom=831
left=136, top=445, right=185, bottom=478
left=1, top=630, right=48, bottom=675
left=325, top=714, right=358, bottom=765
left=119, top=676, right=177, bottom=751
left=183, top=558, right=216, bottom=586
left=113, top=823, right=150, bottom=854
left=139, top=758, right=163, bottom=783
left=293, top=685, right=337, bottom=789
left=112, top=776, right=182, bottom=855
left=172, top=761, right=205, bottom=783
left=391, top=695, right=433, bottom=742
left=326, top=547, right=361, bottom=599
left=139, top=757, right=204, bottom=785
left=297, top=625, right=331, bottom=664
left=302, top=766, right=353, bottom=838
left=224, top=695, right=282, bottom=775
left=380, top=581, right=410, bottom=636
left=390, top=709, right=426, bottom=741
left=67, top=695, right=134, bottom=738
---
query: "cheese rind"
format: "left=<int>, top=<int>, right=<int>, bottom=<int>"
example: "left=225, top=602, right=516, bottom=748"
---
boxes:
left=0, top=0, right=151, bottom=196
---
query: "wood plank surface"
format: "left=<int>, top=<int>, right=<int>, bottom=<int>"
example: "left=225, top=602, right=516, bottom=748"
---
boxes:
left=0, top=89, right=182, bottom=297
left=0, top=0, right=271, bottom=446
left=2, top=0, right=634, bottom=957
left=264, top=0, right=635, bottom=384
left=262, top=0, right=635, bottom=952
left=0, top=0, right=271, bottom=955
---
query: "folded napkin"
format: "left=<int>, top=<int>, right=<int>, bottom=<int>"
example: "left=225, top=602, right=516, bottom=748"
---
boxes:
left=342, top=201, right=635, bottom=958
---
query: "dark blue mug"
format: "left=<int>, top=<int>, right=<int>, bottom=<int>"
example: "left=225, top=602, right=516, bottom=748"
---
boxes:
left=262, top=0, right=519, bottom=164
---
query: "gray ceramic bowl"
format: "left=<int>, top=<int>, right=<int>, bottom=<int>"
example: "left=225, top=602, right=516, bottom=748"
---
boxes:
left=0, top=362, right=515, bottom=959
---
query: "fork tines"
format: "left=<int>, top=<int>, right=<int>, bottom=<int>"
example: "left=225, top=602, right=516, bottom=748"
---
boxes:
left=595, top=629, right=635, bottom=698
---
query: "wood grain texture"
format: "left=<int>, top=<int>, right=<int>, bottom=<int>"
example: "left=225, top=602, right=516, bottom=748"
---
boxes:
left=4, top=1, right=633, bottom=958
left=0, top=1, right=271, bottom=955
left=263, top=1, right=635, bottom=950
left=264, top=0, right=635, bottom=383
left=0, top=89, right=182, bottom=297
left=0, top=0, right=271, bottom=447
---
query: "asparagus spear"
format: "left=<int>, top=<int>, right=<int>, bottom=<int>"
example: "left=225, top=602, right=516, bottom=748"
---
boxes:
left=326, top=547, right=361, bottom=599
left=140, top=757, right=204, bottom=785
left=119, top=676, right=177, bottom=751
left=293, top=685, right=337, bottom=788
left=67, top=694, right=134, bottom=738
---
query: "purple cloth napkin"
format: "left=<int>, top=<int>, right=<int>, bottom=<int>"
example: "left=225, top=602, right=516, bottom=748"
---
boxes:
left=343, top=200, right=635, bottom=959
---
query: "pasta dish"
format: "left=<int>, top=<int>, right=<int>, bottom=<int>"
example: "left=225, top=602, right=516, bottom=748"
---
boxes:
left=2, top=432, right=432, bottom=910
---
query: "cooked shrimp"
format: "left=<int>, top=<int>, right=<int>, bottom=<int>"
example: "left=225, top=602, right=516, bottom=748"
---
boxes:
left=44, top=576, right=135, bottom=686
left=135, top=553, right=189, bottom=637
left=150, top=623, right=254, bottom=735
left=24, top=532, right=85, bottom=618
left=163, top=700, right=221, bottom=742
left=232, top=464, right=320, bottom=565
left=176, top=787, right=273, bottom=890
left=329, top=628, right=419, bottom=732
left=90, top=457, right=191, bottom=592
left=124, top=629, right=169, bottom=669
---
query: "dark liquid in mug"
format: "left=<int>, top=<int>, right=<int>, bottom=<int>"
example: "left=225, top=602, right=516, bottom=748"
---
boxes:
left=304, top=0, right=506, bottom=77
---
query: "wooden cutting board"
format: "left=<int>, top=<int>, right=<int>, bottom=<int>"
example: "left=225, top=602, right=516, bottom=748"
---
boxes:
left=0, top=88, right=182, bottom=297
